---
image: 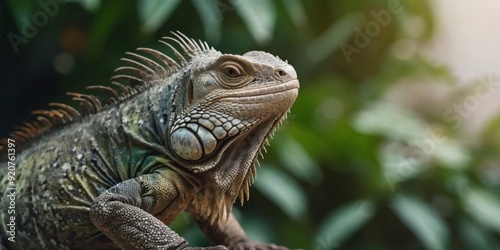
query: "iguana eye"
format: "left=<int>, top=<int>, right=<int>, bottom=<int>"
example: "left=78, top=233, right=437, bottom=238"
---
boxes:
left=216, top=59, right=253, bottom=88
left=223, top=66, right=240, bottom=78
left=220, top=61, right=245, bottom=78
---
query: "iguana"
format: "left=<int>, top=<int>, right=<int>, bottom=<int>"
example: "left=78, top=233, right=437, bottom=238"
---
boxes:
left=0, top=31, right=299, bottom=249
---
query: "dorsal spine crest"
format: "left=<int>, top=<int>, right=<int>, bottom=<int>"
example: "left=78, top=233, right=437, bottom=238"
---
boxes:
left=0, top=31, right=214, bottom=152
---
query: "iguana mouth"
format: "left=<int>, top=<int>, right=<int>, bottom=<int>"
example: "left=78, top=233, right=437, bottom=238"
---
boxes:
left=219, top=79, right=299, bottom=104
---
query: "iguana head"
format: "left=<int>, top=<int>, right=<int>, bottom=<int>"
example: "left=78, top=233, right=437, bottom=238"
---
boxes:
left=169, top=51, right=298, bottom=163
left=164, top=32, right=299, bottom=223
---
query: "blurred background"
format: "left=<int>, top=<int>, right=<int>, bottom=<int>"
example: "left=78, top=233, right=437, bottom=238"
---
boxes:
left=1, top=0, right=500, bottom=249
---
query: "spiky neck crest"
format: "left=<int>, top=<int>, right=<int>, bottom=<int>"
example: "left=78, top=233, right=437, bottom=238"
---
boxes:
left=0, top=31, right=219, bottom=153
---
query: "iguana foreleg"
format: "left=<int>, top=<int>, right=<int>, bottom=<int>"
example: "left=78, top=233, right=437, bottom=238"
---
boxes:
left=189, top=207, right=287, bottom=250
left=90, top=173, right=226, bottom=250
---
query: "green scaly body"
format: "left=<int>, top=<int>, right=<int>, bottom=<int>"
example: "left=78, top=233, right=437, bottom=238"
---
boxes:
left=0, top=32, right=299, bottom=250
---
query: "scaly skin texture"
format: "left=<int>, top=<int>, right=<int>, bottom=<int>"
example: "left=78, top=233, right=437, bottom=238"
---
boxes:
left=0, top=32, right=299, bottom=250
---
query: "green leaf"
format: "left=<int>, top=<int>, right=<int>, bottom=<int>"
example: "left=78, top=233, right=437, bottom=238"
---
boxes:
left=6, top=0, right=34, bottom=32
left=352, top=101, right=427, bottom=140
left=391, top=194, right=449, bottom=250
left=230, top=0, right=276, bottom=45
left=307, top=12, right=361, bottom=63
left=463, top=188, right=500, bottom=233
left=275, top=133, right=322, bottom=184
left=75, top=0, right=101, bottom=12
left=458, top=218, right=499, bottom=250
left=139, top=0, right=181, bottom=33
left=254, top=165, right=307, bottom=220
left=432, top=139, right=469, bottom=169
left=87, top=1, right=128, bottom=59
left=280, top=0, right=308, bottom=27
left=314, top=200, right=375, bottom=249
left=191, top=0, right=221, bottom=43
left=481, top=115, right=500, bottom=150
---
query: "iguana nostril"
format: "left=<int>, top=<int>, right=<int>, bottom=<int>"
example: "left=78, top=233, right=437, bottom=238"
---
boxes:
left=275, top=68, right=287, bottom=78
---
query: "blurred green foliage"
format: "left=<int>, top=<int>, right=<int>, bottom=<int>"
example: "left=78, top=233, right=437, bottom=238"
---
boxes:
left=1, top=0, right=500, bottom=249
